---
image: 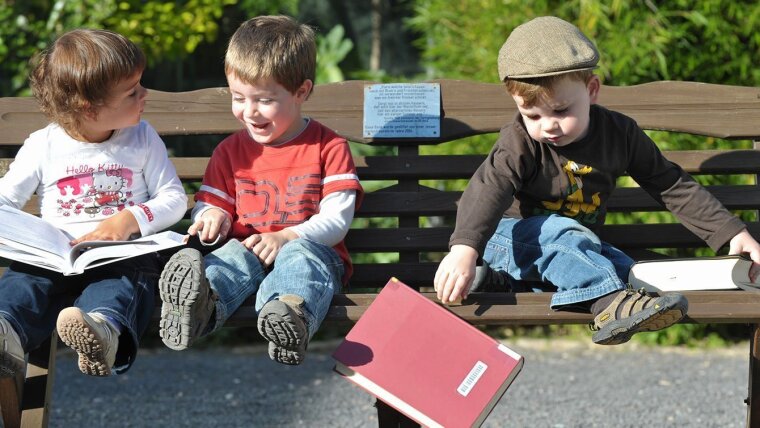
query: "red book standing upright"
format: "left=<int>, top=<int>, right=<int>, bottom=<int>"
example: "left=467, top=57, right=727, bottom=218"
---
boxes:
left=332, top=278, right=524, bottom=428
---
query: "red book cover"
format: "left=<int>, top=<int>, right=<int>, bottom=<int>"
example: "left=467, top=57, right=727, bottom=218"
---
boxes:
left=332, top=277, right=524, bottom=428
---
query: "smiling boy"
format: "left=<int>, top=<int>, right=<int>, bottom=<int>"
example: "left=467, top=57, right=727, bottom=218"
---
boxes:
left=434, top=16, right=760, bottom=345
left=157, top=15, right=363, bottom=364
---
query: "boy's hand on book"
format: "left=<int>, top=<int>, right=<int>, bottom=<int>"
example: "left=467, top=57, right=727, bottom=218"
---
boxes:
left=189, top=208, right=231, bottom=244
left=729, top=228, right=760, bottom=282
left=243, top=229, right=298, bottom=267
left=70, top=210, right=139, bottom=245
left=434, top=244, right=478, bottom=304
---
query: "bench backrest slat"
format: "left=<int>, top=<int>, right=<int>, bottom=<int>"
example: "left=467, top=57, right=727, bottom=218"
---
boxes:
left=6, top=150, right=759, bottom=179
left=3, top=80, right=760, bottom=146
left=11, top=184, right=760, bottom=218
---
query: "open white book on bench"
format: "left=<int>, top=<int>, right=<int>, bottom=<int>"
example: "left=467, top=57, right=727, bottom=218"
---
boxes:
left=0, top=204, right=186, bottom=275
left=628, top=255, right=760, bottom=292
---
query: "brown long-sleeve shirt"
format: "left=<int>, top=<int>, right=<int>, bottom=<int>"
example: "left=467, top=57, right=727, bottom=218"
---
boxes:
left=450, top=104, right=745, bottom=255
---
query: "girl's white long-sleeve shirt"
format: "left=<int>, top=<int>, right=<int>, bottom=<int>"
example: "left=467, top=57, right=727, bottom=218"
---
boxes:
left=0, top=121, right=187, bottom=239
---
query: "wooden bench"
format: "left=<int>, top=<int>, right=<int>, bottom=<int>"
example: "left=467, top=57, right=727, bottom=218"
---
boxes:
left=2, top=79, right=760, bottom=427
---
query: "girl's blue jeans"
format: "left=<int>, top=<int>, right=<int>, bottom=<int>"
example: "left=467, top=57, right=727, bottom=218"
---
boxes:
left=203, top=238, right=344, bottom=339
left=482, top=215, right=634, bottom=310
left=0, top=253, right=160, bottom=374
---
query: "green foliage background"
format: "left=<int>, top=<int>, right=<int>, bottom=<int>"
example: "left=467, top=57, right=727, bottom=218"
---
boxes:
left=409, top=0, right=760, bottom=85
left=408, top=0, right=760, bottom=154
left=0, top=0, right=347, bottom=96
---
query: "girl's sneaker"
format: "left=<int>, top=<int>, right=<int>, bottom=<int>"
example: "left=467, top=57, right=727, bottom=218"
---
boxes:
left=0, top=315, right=25, bottom=377
left=56, top=307, right=119, bottom=376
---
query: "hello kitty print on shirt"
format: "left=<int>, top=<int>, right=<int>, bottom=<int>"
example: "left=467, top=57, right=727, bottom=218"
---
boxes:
left=56, top=166, right=135, bottom=218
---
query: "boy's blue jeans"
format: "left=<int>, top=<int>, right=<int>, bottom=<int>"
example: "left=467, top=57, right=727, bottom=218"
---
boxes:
left=203, top=238, right=343, bottom=339
left=482, top=215, right=634, bottom=310
left=0, top=253, right=160, bottom=374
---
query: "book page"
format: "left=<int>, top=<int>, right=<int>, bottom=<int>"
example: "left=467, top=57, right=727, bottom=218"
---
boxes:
left=69, top=231, right=187, bottom=274
left=0, top=242, right=64, bottom=272
left=629, top=256, right=746, bottom=291
left=0, top=203, right=187, bottom=275
left=0, top=205, right=73, bottom=258
left=0, top=237, right=64, bottom=261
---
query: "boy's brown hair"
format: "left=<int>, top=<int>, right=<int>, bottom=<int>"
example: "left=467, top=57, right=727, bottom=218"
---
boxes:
left=225, top=15, right=316, bottom=97
left=505, top=70, right=595, bottom=107
left=29, top=29, right=145, bottom=136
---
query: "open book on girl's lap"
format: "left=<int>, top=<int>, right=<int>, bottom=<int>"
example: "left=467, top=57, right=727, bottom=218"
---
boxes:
left=628, top=255, right=760, bottom=292
left=0, top=204, right=187, bottom=275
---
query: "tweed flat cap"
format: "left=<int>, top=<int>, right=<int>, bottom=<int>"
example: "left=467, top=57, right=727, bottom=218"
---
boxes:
left=497, top=16, right=599, bottom=80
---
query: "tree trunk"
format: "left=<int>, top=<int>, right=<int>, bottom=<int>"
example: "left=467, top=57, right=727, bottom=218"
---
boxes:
left=370, top=0, right=382, bottom=72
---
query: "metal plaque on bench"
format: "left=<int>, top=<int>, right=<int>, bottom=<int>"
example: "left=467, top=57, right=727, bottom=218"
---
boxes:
left=363, top=83, right=441, bottom=138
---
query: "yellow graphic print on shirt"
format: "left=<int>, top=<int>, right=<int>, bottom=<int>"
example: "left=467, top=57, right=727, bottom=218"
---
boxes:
left=542, top=161, right=601, bottom=223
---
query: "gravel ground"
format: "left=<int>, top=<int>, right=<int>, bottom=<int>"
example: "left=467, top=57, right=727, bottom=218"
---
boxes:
left=44, top=338, right=749, bottom=427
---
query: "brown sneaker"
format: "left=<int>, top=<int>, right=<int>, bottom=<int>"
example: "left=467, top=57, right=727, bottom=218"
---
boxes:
left=591, top=288, right=688, bottom=345
left=159, top=248, right=217, bottom=351
left=0, top=315, right=25, bottom=377
left=56, top=308, right=118, bottom=376
left=257, top=295, right=309, bottom=365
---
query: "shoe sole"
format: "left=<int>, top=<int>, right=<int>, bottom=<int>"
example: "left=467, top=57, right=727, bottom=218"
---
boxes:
left=592, top=294, right=688, bottom=345
left=257, top=300, right=308, bottom=365
left=159, top=249, right=205, bottom=351
left=57, top=311, right=111, bottom=376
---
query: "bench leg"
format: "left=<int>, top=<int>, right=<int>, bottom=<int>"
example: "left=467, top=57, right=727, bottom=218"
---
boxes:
left=749, top=324, right=760, bottom=428
left=0, top=370, right=24, bottom=428
left=20, top=333, right=57, bottom=428
left=375, top=399, right=420, bottom=428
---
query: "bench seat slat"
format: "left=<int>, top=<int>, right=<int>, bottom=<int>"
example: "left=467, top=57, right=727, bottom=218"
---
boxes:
left=202, top=291, right=760, bottom=325
left=1, top=285, right=754, bottom=323
left=324, top=291, right=760, bottom=324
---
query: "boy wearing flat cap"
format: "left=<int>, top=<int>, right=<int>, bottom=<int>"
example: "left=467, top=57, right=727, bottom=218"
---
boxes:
left=434, top=16, right=760, bottom=344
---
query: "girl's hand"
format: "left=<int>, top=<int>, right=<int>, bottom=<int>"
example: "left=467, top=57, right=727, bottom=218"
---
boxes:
left=242, top=229, right=298, bottom=267
left=70, top=210, right=139, bottom=245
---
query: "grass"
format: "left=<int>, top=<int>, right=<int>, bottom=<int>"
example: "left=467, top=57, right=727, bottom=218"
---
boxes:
left=484, top=323, right=749, bottom=349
